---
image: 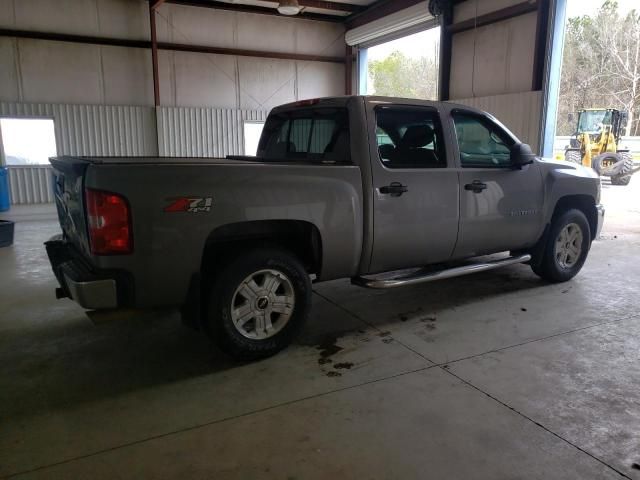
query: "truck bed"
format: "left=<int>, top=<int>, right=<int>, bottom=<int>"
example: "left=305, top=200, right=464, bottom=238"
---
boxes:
left=54, top=155, right=259, bottom=165
left=50, top=155, right=365, bottom=308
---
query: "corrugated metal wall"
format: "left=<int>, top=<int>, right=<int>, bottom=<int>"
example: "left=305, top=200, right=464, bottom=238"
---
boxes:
left=157, top=107, right=267, bottom=157
left=2, top=103, right=270, bottom=204
left=7, top=166, right=54, bottom=204
left=450, top=91, right=543, bottom=153
left=0, top=102, right=158, bottom=157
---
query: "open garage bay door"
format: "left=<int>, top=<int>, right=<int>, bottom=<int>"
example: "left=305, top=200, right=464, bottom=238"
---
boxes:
left=345, top=1, right=435, bottom=48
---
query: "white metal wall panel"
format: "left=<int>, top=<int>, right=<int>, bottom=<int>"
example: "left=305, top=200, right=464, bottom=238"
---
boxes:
left=7, top=166, right=54, bottom=204
left=0, top=102, right=158, bottom=156
left=450, top=91, right=543, bottom=153
left=157, top=107, right=267, bottom=157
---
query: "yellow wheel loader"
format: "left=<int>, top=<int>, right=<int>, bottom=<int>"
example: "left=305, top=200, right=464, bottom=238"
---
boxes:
left=564, top=108, right=638, bottom=186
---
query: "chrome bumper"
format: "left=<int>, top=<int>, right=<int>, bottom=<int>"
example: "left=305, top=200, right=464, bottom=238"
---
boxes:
left=46, top=236, right=119, bottom=310
left=62, top=271, right=118, bottom=309
left=595, top=204, right=605, bottom=238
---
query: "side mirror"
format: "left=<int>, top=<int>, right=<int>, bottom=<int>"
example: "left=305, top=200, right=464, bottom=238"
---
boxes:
left=510, top=143, right=536, bottom=168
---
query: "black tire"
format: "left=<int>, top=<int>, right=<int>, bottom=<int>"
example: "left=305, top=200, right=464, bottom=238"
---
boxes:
left=611, top=152, right=633, bottom=186
left=564, top=150, right=582, bottom=165
left=204, top=248, right=311, bottom=360
left=531, top=209, right=591, bottom=283
left=591, top=153, right=616, bottom=175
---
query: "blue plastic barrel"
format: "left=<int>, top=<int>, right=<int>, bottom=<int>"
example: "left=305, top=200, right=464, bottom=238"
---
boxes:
left=0, top=167, right=10, bottom=212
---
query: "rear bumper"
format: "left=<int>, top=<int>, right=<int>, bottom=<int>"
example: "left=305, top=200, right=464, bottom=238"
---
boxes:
left=45, top=235, right=131, bottom=309
left=595, top=204, right=605, bottom=238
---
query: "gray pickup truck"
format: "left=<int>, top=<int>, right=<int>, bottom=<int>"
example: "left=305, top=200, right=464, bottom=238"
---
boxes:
left=47, top=96, right=604, bottom=359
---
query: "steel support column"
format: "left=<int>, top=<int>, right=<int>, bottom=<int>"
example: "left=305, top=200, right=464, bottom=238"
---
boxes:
left=345, top=45, right=355, bottom=95
left=438, top=3, right=453, bottom=101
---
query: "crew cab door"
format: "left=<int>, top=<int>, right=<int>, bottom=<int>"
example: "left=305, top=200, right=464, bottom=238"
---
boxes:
left=368, top=105, right=459, bottom=273
left=450, top=111, right=544, bottom=258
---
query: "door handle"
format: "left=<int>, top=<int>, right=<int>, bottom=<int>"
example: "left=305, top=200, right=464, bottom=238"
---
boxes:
left=379, top=182, right=408, bottom=197
left=464, top=180, right=487, bottom=193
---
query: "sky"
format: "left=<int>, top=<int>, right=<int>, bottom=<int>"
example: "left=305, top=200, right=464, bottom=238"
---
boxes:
left=367, top=28, right=440, bottom=61
left=566, top=0, right=638, bottom=18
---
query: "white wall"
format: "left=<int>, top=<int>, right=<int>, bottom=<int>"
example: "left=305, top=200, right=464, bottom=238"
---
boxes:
left=448, top=0, right=542, bottom=150
left=450, top=12, right=537, bottom=99
left=0, top=0, right=346, bottom=109
left=451, top=91, right=543, bottom=153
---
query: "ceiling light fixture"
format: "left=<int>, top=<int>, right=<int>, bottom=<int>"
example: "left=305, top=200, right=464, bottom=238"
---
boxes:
left=277, top=0, right=301, bottom=15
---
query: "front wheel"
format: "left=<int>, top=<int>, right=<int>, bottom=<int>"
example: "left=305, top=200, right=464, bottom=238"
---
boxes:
left=611, top=152, right=633, bottom=186
left=564, top=150, right=582, bottom=165
left=531, top=209, right=591, bottom=283
left=204, top=248, right=312, bottom=360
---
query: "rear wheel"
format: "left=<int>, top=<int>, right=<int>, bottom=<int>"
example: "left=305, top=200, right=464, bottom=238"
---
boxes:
left=565, top=150, right=582, bottom=165
left=204, top=248, right=311, bottom=360
left=531, top=209, right=591, bottom=283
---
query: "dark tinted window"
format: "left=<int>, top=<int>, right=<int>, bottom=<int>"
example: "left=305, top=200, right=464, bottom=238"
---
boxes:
left=258, top=108, right=350, bottom=163
left=452, top=113, right=514, bottom=168
left=375, top=107, right=446, bottom=168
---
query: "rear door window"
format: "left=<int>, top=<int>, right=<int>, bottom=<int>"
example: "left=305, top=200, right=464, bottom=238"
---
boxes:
left=258, top=108, right=350, bottom=163
left=375, top=106, right=447, bottom=168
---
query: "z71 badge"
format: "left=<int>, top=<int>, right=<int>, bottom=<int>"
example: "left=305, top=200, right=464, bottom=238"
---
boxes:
left=164, top=197, right=213, bottom=213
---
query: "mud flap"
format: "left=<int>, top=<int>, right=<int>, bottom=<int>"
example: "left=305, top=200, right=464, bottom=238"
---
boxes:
left=180, top=273, right=202, bottom=330
left=527, top=224, right=551, bottom=271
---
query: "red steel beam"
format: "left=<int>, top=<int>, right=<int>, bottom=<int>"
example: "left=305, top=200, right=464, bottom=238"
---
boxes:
left=149, top=3, right=160, bottom=106
left=345, top=0, right=424, bottom=29
left=0, top=29, right=345, bottom=63
left=345, top=45, right=354, bottom=94
left=164, top=0, right=343, bottom=22
left=299, top=0, right=365, bottom=13
left=447, top=1, right=539, bottom=34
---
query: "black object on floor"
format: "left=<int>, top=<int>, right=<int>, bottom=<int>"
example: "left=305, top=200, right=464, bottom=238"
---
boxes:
left=0, top=220, right=14, bottom=247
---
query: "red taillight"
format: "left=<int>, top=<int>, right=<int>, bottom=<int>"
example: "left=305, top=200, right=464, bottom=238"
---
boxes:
left=85, top=188, right=132, bottom=255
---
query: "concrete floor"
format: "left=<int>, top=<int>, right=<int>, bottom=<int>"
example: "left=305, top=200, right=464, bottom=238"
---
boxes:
left=1, top=180, right=639, bottom=479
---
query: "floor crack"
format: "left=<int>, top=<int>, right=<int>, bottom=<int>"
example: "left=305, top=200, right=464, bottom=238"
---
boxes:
left=440, top=367, right=633, bottom=479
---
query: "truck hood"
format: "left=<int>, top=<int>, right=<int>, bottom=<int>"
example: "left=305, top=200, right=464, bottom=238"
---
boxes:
left=536, top=157, right=599, bottom=180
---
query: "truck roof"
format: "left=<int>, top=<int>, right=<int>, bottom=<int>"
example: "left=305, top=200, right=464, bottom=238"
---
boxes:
left=271, top=95, right=486, bottom=115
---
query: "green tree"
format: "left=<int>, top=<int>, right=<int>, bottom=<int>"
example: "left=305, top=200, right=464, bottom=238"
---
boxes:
left=557, top=1, right=640, bottom=136
left=368, top=51, right=438, bottom=100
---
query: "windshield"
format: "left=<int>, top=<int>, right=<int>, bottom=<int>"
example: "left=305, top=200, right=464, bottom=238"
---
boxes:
left=577, top=110, right=612, bottom=134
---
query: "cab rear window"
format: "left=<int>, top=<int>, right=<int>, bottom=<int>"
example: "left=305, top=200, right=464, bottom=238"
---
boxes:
left=257, top=108, right=350, bottom=163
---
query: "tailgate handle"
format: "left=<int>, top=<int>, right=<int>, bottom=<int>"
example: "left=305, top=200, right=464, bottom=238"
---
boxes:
left=379, top=182, right=408, bottom=197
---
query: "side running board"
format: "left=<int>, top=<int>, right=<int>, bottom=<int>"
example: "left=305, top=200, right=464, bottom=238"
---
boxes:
left=351, top=254, right=532, bottom=289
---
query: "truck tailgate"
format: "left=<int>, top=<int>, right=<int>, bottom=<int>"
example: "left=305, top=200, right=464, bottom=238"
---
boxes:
left=50, top=157, right=91, bottom=256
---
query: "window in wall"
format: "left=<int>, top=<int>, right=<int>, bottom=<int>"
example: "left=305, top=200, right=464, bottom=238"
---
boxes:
left=361, top=27, right=440, bottom=100
left=258, top=108, right=350, bottom=163
left=0, top=118, right=57, bottom=165
left=452, top=113, right=514, bottom=168
left=375, top=106, right=446, bottom=168
left=243, top=121, right=265, bottom=156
